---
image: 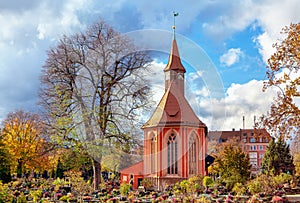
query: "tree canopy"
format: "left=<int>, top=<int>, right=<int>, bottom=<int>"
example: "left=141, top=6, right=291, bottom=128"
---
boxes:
left=0, top=111, right=50, bottom=177
left=261, top=138, right=294, bottom=175
left=210, top=140, right=251, bottom=190
left=39, top=19, right=152, bottom=189
left=0, top=137, right=11, bottom=183
left=261, top=23, right=300, bottom=139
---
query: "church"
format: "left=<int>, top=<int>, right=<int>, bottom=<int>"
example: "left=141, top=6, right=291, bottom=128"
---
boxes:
left=120, top=33, right=208, bottom=190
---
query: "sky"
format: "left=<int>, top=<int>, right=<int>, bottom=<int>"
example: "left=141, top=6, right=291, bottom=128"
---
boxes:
left=1, top=0, right=300, bottom=131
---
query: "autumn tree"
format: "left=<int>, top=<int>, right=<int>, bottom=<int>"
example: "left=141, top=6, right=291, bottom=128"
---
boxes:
left=211, top=140, right=251, bottom=190
left=291, top=139, right=300, bottom=176
left=260, top=23, right=300, bottom=139
left=293, top=153, right=300, bottom=176
left=262, top=138, right=294, bottom=175
left=0, top=111, right=49, bottom=177
left=39, top=20, right=152, bottom=189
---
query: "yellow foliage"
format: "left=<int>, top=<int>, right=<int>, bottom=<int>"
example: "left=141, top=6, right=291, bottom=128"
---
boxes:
left=260, top=22, right=300, bottom=139
left=0, top=111, right=50, bottom=173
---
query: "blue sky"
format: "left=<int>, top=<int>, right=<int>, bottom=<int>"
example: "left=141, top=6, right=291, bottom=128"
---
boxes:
left=1, top=0, right=300, bottom=130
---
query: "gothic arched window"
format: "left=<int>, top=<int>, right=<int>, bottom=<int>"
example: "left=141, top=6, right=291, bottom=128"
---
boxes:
left=167, top=133, right=178, bottom=174
left=189, top=134, right=197, bottom=175
left=151, top=135, right=156, bottom=173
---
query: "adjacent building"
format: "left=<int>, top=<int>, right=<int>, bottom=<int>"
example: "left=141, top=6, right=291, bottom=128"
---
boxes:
left=208, top=128, right=273, bottom=174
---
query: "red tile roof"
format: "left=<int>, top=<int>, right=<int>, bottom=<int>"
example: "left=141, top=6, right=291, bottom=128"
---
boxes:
left=142, top=81, right=206, bottom=128
left=164, top=39, right=186, bottom=73
left=120, top=161, right=144, bottom=175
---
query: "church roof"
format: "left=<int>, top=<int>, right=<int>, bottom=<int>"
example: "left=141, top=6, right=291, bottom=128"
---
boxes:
left=120, top=161, right=144, bottom=175
left=164, top=39, right=186, bottom=73
left=142, top=81, right=206, bottom=128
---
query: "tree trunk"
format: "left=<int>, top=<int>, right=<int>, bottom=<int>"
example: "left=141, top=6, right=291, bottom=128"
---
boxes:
left=17, top=159, right=23, bottom=178
left=93, top=159, right=101, bottom=190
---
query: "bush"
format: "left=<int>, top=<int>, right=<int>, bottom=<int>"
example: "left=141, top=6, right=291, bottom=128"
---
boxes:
left=16, top=193, right=27, bottom=203
left=64, top=170, right=92, bottom=195
left=232, top=182, right=246, bottom=196
left=140, top=178, right=154, bottom=190
left=29, top=189, right=42, bottom=202
left=0, top=182, right=13, bottom=203
left=172, top=175, right=204, bottom=197
left=203, top=176, right=213, bottom=189
left=246, top=174, right=275, bottom=195
left=59, top=195, right=70, bottom=202
left=187, top=174, right=204, bottom=194
left=273, top=173, right=292, bottom=187
left=120, top=183, right=131, bottom=196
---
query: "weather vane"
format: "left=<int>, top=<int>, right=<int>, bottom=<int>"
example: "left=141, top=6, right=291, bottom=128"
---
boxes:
left=173, top=11, right=179, bottom=38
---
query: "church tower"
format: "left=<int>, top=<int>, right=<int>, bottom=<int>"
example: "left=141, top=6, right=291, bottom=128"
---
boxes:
left=142, top=31, right=208, bottom=189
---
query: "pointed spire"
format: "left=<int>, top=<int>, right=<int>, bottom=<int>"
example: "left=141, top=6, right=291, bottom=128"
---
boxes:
left=165, top=12, right=185, bottom=73
left=164, top=39, right=186, bottom=72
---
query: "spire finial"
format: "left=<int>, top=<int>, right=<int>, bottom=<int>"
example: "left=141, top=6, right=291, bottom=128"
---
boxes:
left=172, top=11, right=179, bottom=39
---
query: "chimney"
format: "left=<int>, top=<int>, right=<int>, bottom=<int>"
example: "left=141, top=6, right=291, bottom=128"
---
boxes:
left=243, top=116, right=245, bottom=129
left=254, top=116, right=256, bottom=127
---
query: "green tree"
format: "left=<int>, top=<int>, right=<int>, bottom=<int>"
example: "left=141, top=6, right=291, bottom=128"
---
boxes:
left=39, top=19, right=152, bottom=189
left=55, top=158, right=64, bottom=179
left=0, top=138, right=11, bottom=183
left=262, top=138, right=294, bottom=175
left=58, top=148, right=93, bottom=180
left=211, top=141, right=251, bottom=190
left=260, top=23, right=300, bottom=139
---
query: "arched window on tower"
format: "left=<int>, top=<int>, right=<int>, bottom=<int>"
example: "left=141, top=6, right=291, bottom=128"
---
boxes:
left=189, top=134, right=197, bottom=175
left=151, top=135, right=156, bottom=173
left=167, top=133, right=178, bottom=175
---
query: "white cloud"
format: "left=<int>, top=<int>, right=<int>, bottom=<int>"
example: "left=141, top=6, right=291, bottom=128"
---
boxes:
left=197, top=79, right=277, bottom=131
left=146, top=60, right=165, bottom=103
left=253, top=32, right=276, bottom=64
left=0, top=0, right=300, bottom=127
left=0, top=0, right=90, bottom=121
left=252, top=0, right=300, bottom=63
left=220, top=48, right=243, bottom=66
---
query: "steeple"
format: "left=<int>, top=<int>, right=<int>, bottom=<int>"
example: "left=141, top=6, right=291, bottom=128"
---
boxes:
left=164, top=39, right=186, bottom=73
left=142, top=13, right=206, bottom=129
left=164, top=38, right=186, bottom=93
left=165, top=11, right=185, bottom=73
left=141, top=14, right=208, bottom=186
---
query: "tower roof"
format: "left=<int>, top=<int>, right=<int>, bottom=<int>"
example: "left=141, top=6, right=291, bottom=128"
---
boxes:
left=142, top=81, right=206, bottom=128
left=164, top=39, right=186, bottom=73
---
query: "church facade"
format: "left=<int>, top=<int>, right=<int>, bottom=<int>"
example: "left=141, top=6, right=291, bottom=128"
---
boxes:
left=141, top=38, right=208, bottom=189
left=120, top=36, right=208, bottom=190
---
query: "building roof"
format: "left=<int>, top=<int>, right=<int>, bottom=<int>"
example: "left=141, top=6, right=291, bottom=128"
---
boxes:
left=120, top=161, right=144, bottom=175
left=208, top=128, right=272, bottom=142
left=164, top=39, right=186, bottom=73
left=143, top=38, right=205, bottom=129
left=142, top=81, right=206, bottom=128
left=208, top=130, right=241, bottom=141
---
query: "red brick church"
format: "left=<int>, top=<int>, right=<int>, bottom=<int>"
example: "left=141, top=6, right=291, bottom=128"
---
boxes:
left=120, top=36, right=208, bottom=190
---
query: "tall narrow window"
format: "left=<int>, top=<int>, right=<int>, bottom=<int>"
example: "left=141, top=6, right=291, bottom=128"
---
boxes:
left=167, top=133, right=177, bottom=174
left=189, top=134, right=197, bottom=175
left=151, top=135, right=156, bottom=173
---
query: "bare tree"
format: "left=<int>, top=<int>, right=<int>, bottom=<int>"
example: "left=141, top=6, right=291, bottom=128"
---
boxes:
left=39, top=20, right=152, bottom=189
